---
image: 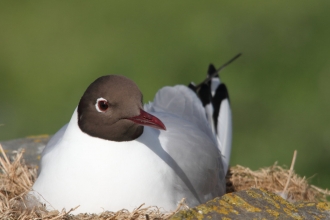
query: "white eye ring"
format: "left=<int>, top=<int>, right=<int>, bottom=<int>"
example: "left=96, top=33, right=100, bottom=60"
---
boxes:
left=95, top=97, right=109, bottom=112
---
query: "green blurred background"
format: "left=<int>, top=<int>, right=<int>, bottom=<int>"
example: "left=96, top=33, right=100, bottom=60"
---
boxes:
left=0, top=1, right=329, bottom=189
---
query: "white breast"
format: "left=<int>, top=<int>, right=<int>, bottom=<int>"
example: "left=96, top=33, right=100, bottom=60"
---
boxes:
left=31, top=85, right=226, bottom=213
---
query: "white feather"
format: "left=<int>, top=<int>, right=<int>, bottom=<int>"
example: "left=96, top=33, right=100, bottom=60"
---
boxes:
left=217, top=99, right=232, bottom=172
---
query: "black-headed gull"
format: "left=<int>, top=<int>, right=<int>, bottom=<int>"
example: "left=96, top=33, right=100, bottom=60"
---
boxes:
left=31, top=55, right=239, bottom=213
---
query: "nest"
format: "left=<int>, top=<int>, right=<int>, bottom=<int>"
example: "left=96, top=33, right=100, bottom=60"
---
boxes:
left=0, top=145, right=329, bottom=220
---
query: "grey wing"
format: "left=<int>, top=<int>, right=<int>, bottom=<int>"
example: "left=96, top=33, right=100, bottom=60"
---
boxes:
left=144, top=85, right=218, bottom=146
left=144, top=85, right=225, bottom=204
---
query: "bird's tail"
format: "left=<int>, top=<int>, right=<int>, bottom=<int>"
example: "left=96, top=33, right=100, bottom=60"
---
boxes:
left=188, top=64, right=233, bottom=173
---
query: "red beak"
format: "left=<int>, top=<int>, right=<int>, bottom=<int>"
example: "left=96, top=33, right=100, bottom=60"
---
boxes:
left=127, top=109, right=166, bottom=130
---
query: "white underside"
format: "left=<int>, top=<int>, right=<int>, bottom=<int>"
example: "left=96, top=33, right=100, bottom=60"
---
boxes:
left=31, top=85, right=227, bottom=214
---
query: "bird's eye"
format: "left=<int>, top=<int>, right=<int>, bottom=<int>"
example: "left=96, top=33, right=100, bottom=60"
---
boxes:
left=95, top=98, right=109, bottom=112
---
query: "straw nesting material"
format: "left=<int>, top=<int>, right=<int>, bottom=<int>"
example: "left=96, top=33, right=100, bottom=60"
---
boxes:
left=226, top=163, right=330, bottom=203
left=0, top=144, right=329, bottom=220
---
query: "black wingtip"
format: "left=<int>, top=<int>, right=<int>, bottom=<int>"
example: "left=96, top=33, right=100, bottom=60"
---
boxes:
left=207, top=64, right=217, bottom=77
left=188, top=82, right=212, bottom=107
left=188, top=82, right=197, bottom=92
left=195, top=54, right=242, bottom=89
left=212, top=83, right=230, bottom=133
left=198, top=84, right=212, bottom=106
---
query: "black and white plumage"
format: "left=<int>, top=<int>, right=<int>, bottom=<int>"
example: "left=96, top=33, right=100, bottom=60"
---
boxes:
left=189, top=63, right=232, bottom=173
left=30, top=56, right=238, bottom=214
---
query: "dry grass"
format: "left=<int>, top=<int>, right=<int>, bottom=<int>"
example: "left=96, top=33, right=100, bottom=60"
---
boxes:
left=226, top=151, right=330, bottom=203
left=0, top=144, right=329, bottom=219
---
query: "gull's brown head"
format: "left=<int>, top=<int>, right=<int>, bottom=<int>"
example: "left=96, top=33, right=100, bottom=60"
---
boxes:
left=78, top=75, right=165, bottom=142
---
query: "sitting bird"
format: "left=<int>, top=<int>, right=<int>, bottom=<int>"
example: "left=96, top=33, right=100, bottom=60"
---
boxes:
left=31, top=54, right=240, bottom=213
